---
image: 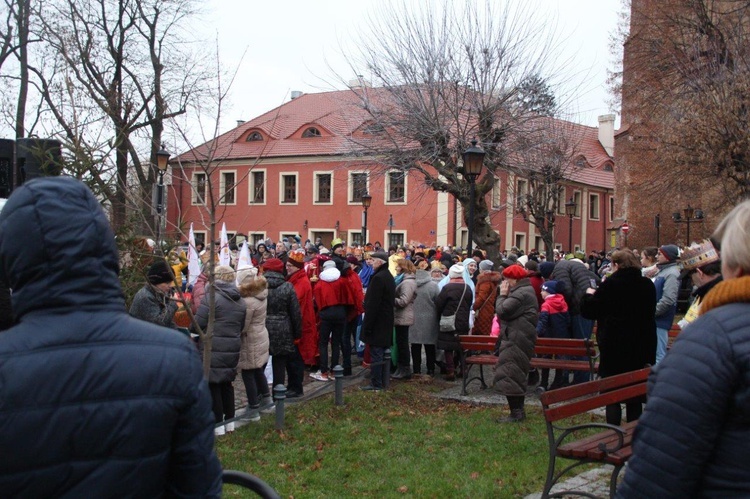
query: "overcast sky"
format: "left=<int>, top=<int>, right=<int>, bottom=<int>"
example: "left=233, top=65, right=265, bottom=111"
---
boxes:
left=201, top=0, right=624, bottom=132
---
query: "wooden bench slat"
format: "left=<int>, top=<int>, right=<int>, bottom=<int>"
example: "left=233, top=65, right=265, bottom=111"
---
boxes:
left=558, top=421, right=637, bottom=458
left=544, top=383, right=647, bottom=422
left=464, top=355, right=497, bottom=365
left=540, top=368, right=650, bottom=406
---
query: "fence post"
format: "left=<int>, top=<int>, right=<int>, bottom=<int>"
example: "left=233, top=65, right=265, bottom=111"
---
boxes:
left=273, top=384, right=286, bottom=430
left=383, top=348, right=391, bottom=390
left=333, top=365, right=344, bottom=405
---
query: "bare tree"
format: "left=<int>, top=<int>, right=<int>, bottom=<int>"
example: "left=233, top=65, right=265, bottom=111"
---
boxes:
left=343, top=1, right=572, bottom=262
left=27, top=0, right=208, bottom=232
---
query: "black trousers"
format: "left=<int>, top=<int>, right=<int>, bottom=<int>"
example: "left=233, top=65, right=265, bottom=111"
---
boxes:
left=286, top=345, right=305, bottom=393
left=272, top=354, right=289, bottom=388
left=394, top=325, right=410, bottom=367
left=410, top=344, right=436, bottom=373
left=241, top=367, right=270, bottom=408
left=209, top=381, right=235, bottom=423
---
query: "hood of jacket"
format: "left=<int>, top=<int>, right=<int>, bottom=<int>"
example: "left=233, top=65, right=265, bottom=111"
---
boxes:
left=320, top=266, right=341, bottom=282
left=542, top=293, right=568, bottom=313
left=264, top=271, right=287, bottom=289
left=415, top=269, right=433, bottom=287
left=239, top=275, right=268, bottom=301
left=0, top=177, right=124, bottom=320
left=213, top=280, right=243, bottom=302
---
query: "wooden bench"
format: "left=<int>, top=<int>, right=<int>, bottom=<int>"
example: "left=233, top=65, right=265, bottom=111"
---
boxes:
left=458, top=335, right=498, bottom=396
left=539, top=367, right=650, bottom=499
left=530, top=337, right=599, bottom=383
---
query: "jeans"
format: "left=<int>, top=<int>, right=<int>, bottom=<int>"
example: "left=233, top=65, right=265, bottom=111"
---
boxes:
left=241, top=367, right=270, bottom=408
left=571, top=314, right=594, bottom=384
left=656, top=327, right=668, bottom=364
left=209, top=381, right=235, bottom=423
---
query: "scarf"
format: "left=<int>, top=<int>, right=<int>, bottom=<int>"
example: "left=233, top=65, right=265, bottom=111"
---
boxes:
left=700, top=275, right=750, bottom=315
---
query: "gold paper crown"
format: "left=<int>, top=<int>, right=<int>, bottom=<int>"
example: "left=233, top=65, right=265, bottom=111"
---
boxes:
left=680, top=240, right=719, bottom=270
left=288, top=249, right=305, bottom=265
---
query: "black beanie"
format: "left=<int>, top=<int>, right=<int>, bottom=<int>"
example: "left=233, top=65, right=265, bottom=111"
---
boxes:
left=147, top=259, right=173, bottom=285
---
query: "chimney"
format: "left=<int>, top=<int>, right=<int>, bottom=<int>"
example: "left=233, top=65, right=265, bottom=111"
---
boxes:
left=236, top=120, right=245, bottom=127
left=348, top=75, right=372, bottom=89
left=290, top=90, right=303, bottom=100
left=598, top=114, right=615, bottom=156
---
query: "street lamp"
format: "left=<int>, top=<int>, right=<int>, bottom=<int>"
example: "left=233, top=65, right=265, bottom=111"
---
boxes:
left=672, top=205, right=704, bottom=245
left=361, top=193, right=372, bottom=246
left=387, top=214, right=394, bottom=247
left=565, top=196, right=576, bottom=254
left=154, top=144, right=171, bottom=250
left=462, top=139, right=485, bottom=256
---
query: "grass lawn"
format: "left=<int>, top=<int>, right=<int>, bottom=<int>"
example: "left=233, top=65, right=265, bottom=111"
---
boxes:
left=217, top=380, right=600, bottom=498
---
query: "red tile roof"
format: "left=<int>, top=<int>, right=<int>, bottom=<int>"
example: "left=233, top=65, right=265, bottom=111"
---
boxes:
left=176, top=88, right=614, bottom=189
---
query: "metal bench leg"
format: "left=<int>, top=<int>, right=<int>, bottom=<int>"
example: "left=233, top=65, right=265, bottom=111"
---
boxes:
left=609, top=464, right=624, bottom=498
left=479, top=365, right=488, bottom=389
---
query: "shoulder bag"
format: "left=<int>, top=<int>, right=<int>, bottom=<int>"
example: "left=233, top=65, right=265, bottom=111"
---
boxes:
left=439, top=284, right=468, bottom=332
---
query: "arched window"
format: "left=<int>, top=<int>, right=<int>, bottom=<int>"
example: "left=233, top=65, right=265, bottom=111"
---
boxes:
left=246, top=132, right=263, bottom=142
left=302, top=127, right=321, bottom=138
left=603, top=162, right=614, bottom=172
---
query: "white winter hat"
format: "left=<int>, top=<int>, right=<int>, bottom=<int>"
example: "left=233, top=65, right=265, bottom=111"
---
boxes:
left=448, top=263, right=464, bottom=279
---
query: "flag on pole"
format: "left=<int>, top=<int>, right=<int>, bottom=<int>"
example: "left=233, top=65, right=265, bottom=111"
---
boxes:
left=237, top=241, right=253, bottom=269
left=219, top=222, right=231, bottom=266
left=187, top=223, right=201, bottom=286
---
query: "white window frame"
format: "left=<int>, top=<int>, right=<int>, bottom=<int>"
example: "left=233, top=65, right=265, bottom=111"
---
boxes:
left=279, top=172, right=299, bottom=205
left=573, top=190, right=582, bottom=218
left=589, top=193, right=600, bottom=220
left=491, top=177, right=502, bottom=209
left=385, top=229, right=407, bottom=249
left=514, top=232, right=527, bottom=253
left=220, top=170, right=237, bottom=205
left=192, top=172, right=207, bottom=205
left=557, top=187, right=566, bottom=215
left=384, top=170, right=407, bottom=205
left=193, top=230, right=207, bottom=248
left=516, top=178, right=528, bottom=211
left=348, top=171, right=369, bottom=206
left=313, top=170, right=334, bottom=205
left=348, top=229, right=367, bottom=246
left=248, top=232, right=266, bottom=246
left=248, top=168, right=266, bottom=206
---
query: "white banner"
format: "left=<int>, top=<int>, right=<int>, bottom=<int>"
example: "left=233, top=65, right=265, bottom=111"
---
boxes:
left=187, top=223, right=201, bottom=286
left=219, top=222, right=231, bottom=266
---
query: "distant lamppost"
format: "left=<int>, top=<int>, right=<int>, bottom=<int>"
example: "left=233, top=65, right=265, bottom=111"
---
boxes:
left=462, top=139, right=486, bottom=256
left=565, top=196, right=577, bottom=253
left=155, top=144, right=171, bottom=250
left=387, top=214, right=394, bottom=247
left=672, top=205, right=704, bottom=245
left=361, top=193, right=372, bottom=246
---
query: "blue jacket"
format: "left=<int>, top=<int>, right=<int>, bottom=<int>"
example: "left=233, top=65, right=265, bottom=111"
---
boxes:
left=618, top=278, right=750, bottom=497
left=537, top=293, right=570, bottom=339
left=0, top=177, right=222, bottom=497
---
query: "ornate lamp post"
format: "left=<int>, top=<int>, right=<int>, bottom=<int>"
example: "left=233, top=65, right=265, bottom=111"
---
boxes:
left=461, top=139, right=485, bottom=256
left=155, top=144, right=171, bottom=250
left=361, top=193, right=372, bottom=246
left=672, top=205, right=704, bottom=244
left=565, top=196, right=577, bottom=254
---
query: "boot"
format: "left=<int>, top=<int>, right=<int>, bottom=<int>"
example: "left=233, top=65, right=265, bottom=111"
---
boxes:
left=245, top=404, right=261, bottom=422
left=392, top=366, right=412, bottom=380
left=528, top=368, right=540, bottom=386
left=259, top=394, right=275, bottom=414
left=498, top=396, right=526, bottom=423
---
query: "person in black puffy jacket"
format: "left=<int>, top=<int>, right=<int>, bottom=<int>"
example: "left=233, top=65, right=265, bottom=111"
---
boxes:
left=618, top=200, right=750, bottom=497
left=0, top=177, right=221, bottom=497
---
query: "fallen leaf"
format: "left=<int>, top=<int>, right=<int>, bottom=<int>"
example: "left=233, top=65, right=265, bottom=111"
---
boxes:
left=470, top=472, right=480, bottom=479
left=397, top=486, right=408, bottom=493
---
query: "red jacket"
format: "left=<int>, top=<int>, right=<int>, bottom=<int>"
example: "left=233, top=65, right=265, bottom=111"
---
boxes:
left=340, top=268, right=365, bottom=320
left=287, top=269, right=318, bottom=366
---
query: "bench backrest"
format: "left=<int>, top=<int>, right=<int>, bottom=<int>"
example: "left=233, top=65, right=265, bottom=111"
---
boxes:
left=459, top=335, right=497, bottom=352
left=534, top=337, right=597, bottom=358
left=540, top=367, right=651, bottom=423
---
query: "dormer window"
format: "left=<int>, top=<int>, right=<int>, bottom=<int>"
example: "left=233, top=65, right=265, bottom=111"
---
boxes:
left=246, top=131, right=263, bottom=142
left=302, top=127, right=321, bottom=138
left=575, top=157, right=586, bottom=167
left=603, top=162, right=614, bottom=172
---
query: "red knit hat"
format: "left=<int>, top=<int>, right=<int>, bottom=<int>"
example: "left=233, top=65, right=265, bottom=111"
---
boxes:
left=502, top=264, right=528, bottom=280
left=262, top=258, right=284, bottom=274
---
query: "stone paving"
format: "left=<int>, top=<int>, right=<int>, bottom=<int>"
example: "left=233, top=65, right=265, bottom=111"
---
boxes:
left=229, top=361, right=615, bottom=498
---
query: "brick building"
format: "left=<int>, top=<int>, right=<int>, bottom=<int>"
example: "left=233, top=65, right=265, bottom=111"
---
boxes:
left=167, top=89, right=617, bottom=254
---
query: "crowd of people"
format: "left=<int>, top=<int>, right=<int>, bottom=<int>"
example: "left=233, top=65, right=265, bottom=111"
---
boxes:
left=2, top=176, right=749, bottom=496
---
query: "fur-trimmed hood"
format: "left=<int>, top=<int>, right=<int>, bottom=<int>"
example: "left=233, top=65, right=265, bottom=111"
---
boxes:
left=239, top=275, right=268, bottom=300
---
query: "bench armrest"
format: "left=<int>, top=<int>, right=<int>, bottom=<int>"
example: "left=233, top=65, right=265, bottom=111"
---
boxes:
left=553, top=422, right=628, bottom=455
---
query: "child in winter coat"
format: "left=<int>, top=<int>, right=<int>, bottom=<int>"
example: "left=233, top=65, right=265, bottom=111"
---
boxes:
left=536, top=280, right=571, bottom=391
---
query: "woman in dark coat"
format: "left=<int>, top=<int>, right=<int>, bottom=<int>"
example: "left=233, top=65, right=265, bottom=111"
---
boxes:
left=262, top=258, right=302, bottom=389
left=435, top=263, right=472, bottom=381
left=492, top=264, right=539, bottom=422
left=194, top=265, right=247, bottom=433
left=581, top=249, right=656, bottom=425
